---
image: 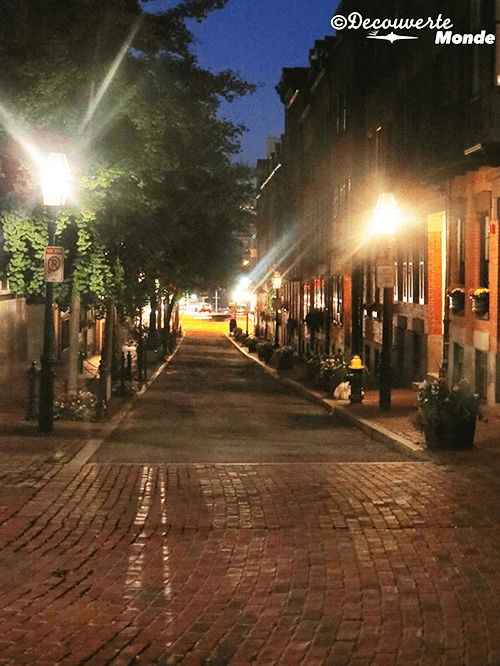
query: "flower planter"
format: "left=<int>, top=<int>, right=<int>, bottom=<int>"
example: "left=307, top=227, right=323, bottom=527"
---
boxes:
left=449, top=290, right=465, bottom=312
left=416, top=379, right=481, bottom=450
left=424, top=419, right=476, bottom=449
left=471, top=294, right=489, bottom=316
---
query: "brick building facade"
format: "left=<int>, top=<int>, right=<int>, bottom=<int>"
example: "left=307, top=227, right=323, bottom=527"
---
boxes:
left=255, top=0, right=500, bottom=404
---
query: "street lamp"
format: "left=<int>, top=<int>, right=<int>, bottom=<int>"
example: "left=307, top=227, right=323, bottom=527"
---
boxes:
left=271, top=271, right=282, bottom=348
left=373, top=193, right=399, bottom=412
left=374, top=192, right=398, bottom=237
left=38, top=152, right=72, bottom=433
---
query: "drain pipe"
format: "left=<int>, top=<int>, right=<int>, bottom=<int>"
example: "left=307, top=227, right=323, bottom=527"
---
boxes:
left=440, top=182, right=451, bottom=382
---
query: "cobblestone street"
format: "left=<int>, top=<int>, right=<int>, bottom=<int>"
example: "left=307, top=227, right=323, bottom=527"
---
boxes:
left=1, top=325, right=500, bottom=665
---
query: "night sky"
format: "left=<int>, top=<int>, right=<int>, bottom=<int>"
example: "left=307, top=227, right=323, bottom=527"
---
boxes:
left=143, top=0, right=341, bottom=164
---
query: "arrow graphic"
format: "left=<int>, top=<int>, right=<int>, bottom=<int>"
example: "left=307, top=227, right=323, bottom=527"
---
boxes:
left=367, top=31, right=418, bottom=43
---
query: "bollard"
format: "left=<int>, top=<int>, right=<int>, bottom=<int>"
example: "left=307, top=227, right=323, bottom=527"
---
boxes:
left=78, top=350, right=85, bottom=374
left=120, top=352, right=125, bottom=396
left=96, top=357, right=107, bottom=421
left=137, top=341, right=143, bottom=382
left=27, top=361, right=40, bottom=420
left=126, top=351, right=132, bottom=381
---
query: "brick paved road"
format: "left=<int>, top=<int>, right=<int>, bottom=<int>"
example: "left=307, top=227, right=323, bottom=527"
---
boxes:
left=92, top=332, right=423, bottom=464
left=2, top=329, right=500, bottom=665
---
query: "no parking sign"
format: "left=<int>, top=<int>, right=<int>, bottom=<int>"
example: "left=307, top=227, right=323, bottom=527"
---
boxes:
left=44, top=246, right=65, bottom=282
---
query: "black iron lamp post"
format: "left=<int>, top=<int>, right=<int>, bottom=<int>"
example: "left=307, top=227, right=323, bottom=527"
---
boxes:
left=272, top=271, right=282, bottom=348
left=38, top=153, right=72, bottom=433
left=373, top=193, right=399, bottom=412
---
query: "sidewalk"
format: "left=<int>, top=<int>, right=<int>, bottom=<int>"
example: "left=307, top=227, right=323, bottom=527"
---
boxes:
left=0, top=344, right=158, bottom=425
left=228, top=336, right=500, bottom=459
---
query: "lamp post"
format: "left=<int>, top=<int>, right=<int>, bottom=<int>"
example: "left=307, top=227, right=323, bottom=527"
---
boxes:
left=38, top=153, right=72, bottom=433
left=272, top=271, right=282, bottom=348
left=373, top=193, right=398, bottom=412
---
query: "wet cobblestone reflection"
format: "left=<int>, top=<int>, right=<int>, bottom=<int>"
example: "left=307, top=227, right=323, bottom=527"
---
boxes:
left=1, top=461, right=500, bottom=665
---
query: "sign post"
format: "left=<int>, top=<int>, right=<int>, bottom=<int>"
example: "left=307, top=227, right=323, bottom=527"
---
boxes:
left=376, top=262, right=395, bottom=289
left=44, top=246, right=65, bottom=282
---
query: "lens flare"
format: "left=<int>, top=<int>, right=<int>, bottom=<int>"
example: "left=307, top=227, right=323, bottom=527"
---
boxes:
left=79, top=18, right=142, bottom=135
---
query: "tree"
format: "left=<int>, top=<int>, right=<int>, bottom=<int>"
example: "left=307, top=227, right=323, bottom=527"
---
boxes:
left=0, top=0, right=255, bottom=390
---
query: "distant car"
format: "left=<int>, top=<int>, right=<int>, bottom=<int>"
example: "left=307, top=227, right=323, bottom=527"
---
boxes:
left=199, top=303, right=212, bottom=313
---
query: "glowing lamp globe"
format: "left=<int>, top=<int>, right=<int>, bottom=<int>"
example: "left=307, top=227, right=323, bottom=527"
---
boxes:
left=373, top=193, right=398, bottom=237
left=271, top=272, right=282, bottom=290
left=40, top=153, right=72, bottom=207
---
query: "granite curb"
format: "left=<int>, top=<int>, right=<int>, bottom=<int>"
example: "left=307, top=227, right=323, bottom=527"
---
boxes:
left=227, top=335, right=423, bottom=453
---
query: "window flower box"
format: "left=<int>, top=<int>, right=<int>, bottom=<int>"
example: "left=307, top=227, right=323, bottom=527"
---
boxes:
left=469, top=288, right=489, bottom=316
left=449, top=289, right=465, bottom=312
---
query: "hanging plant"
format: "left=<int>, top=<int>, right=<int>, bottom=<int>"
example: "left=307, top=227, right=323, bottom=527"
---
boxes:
left=304, top=309, right=324, bottom=332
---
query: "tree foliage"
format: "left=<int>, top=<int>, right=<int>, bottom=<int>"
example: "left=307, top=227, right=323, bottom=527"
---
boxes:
left=0, top=0, right=255, bottom=317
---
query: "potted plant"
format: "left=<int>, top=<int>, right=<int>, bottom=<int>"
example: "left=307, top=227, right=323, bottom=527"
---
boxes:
left=415, top=379, right=482, bottom=449
left=273, top=346, right=295, bottom=374
left=306, top=354, right=323, bottom=385
left=245, top=336, right=258, bottom=353
left=257, top=340, right=274, bottom=364
left=319, top=356, right=348, bottom=395
left=470, top=288, right=489, bottom=315
left=449, top=288, right=465, bottom=312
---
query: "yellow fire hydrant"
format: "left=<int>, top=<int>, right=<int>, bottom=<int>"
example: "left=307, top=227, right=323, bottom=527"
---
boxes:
left=347, top=355, right=364, bottom=404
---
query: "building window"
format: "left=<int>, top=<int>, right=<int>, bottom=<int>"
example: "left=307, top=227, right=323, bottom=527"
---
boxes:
left=366, top=258, right=373, bottom=303
left=333, top=179, right=352, bottom=254
left=364, top=345, right=371, bottom=372
left=313, top=278, right=325, bottom=309
left=475, top=348, right=487, bottom=400
left=303, top=283, right=311, bottom=319
left=396, top=253, right=403, bottom=303
left=375, top=126, right=383, bottom=171
left=0, top=278, right=10, bottom=293
left=419, top=252, right=425, bottom=304
left=457, top=217, right=465, bottom=284
left=331, top=275, right=343, bottom=325
left=453, top=343, right=464, bottom=385
left=336, top=84, right=349, bottom=134
left=408, top=258, right=414, bottom=303
left=479, top=213, right=489, bottom=289
left=401, top=252, right=415, bottom=303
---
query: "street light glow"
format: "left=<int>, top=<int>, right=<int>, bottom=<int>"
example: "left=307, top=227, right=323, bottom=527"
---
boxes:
left=373, top=192, right=398, bottom=237
left=40, top=153, right=73, bottom=207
